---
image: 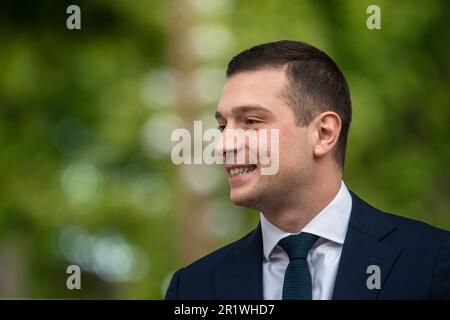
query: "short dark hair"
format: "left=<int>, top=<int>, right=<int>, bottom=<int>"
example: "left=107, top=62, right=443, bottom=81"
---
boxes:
left=226, top=40, right=352, bottom=168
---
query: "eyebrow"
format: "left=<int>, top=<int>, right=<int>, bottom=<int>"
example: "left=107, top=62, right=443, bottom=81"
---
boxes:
left=215, top=104, right=275, bottom=120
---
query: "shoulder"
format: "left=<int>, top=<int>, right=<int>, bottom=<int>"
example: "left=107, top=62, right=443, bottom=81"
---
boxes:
left=351, top=190, right=450, bottom=246
left=165, top=227, right=259, bottom=299
left=380, top=209, right=450, bottom=246
left=353, top=192, right=450, bottom=297
left=350, top=190, right=449, bottom=274
left=347, top=192, right=450, bottom=298
left=380, top=210, right=450, bottom=298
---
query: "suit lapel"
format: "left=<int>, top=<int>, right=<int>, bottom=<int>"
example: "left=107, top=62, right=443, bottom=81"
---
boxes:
left=214, top=225, right=264, bottom=299
left=332, top=191, right=401, bottom=299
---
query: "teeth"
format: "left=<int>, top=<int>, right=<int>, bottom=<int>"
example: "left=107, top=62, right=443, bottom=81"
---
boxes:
left=230, top=166, right=256, bottom=177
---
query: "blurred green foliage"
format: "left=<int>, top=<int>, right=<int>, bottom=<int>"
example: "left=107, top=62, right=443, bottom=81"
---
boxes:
left=0, top=0, right=448, bottom=298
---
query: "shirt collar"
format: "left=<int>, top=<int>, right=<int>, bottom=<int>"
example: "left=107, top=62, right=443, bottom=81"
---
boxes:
left=260, top=180, right=352, bottom=260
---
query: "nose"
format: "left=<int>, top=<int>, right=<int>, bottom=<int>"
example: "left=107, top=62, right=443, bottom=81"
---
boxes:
left=215, top=128, right=244, bottom=163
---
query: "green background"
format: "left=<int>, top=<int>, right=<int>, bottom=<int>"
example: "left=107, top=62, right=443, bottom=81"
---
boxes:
left=0, top=0, right=448, bottom=298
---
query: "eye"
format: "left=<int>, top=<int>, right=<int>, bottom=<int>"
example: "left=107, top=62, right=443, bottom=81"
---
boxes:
left=244, top=118, right=261, bottom=125
left=217, top=124, right=226, bottom=132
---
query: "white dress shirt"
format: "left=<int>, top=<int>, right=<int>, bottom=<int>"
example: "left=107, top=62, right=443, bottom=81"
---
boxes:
left=260, top=181, right=352, bottom=300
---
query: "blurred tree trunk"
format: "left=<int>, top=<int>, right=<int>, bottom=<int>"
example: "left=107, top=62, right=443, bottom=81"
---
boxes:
left=0, top=237, right=26, bottom=298
left=166, top=0, right=213, bottom=266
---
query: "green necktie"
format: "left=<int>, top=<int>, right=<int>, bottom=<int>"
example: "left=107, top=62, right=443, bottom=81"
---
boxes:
left=278, top=232, right=319, bottom=300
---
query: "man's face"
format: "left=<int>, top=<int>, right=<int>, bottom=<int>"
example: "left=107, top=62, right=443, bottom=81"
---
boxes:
left=215, top=68, right=315, bottom=210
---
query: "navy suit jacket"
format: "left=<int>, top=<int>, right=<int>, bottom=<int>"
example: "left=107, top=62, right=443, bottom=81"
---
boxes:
left=166, top=191, right=450, bottom=299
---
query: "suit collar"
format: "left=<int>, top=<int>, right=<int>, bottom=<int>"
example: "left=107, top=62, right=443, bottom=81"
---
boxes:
left=347, top=191, right=397, bottom=240
left=332, top=191, right=401, bottom=299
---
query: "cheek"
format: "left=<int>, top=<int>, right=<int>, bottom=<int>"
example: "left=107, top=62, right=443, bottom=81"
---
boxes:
left=279, top=128, right=309, bottom=165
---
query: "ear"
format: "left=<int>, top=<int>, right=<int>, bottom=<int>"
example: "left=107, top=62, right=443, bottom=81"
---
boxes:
left=312, top=111, right=341, bottom=159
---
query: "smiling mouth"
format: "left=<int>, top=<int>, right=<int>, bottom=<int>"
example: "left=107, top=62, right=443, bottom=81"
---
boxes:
left=227, top=165, right=257, bottom=178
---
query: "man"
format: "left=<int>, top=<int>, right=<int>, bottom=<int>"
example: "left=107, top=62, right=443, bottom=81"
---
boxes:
left=166, top=40, right=450, bottom=299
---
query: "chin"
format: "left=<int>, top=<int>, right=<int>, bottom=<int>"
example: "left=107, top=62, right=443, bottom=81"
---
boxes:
left=229, top=189, right=260, bottom=209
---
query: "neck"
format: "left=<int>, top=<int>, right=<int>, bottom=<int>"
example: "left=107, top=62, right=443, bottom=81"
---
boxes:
left=261, top=168, right=342, bottom=233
